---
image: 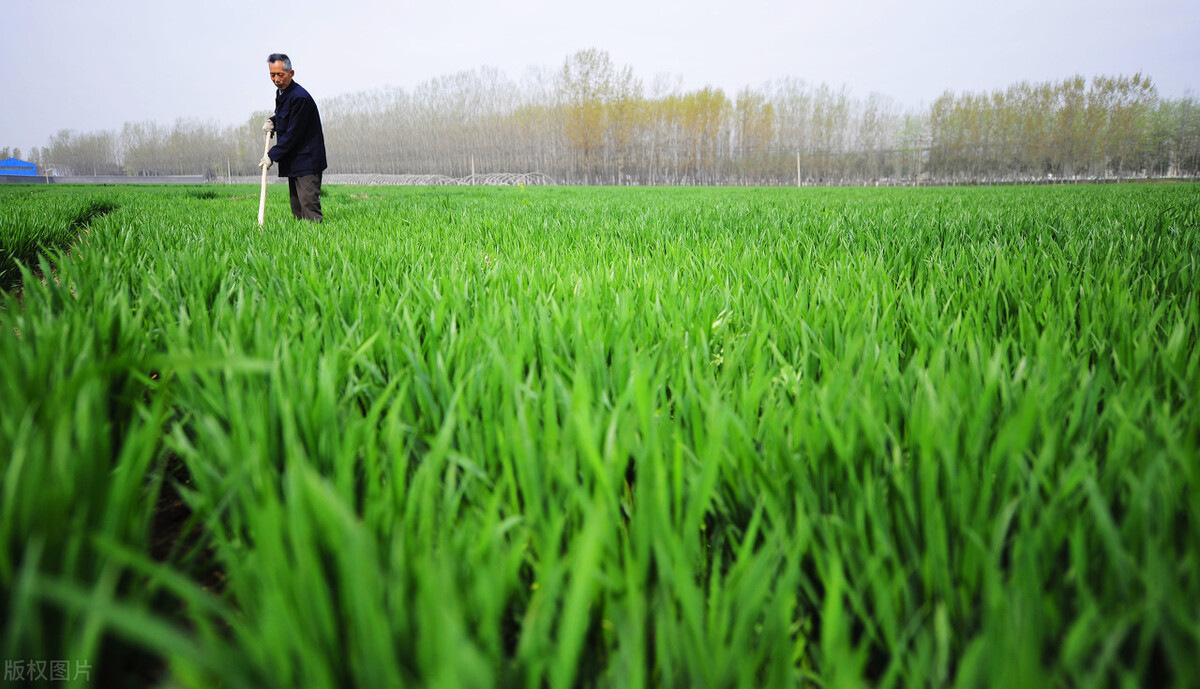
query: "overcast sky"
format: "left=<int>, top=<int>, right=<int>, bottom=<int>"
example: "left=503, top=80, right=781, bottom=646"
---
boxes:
left=1, top=0, right=1197, bottom=152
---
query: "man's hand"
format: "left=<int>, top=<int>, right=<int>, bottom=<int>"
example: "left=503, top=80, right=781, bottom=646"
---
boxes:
left=262, top=118, right=275, bottom=133
left=259, top=155, right=273, bottom=170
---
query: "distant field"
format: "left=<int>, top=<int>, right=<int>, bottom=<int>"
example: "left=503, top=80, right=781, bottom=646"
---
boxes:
left=1, top=183, right=1198, bottom=688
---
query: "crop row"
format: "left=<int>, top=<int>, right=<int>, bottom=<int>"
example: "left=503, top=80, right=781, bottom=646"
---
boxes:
left=1, top=183, right=1198, bottom=687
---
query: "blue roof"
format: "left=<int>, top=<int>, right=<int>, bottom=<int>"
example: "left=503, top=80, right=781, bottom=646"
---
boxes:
left=0, top=158, right=37, bottom=175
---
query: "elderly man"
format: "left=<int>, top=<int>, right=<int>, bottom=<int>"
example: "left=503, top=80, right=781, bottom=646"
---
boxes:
left=260, top=53, right=327, bottom=222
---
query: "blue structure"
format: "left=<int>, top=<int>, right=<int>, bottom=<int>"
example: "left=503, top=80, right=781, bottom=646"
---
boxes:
left=0, top=158, right=37, bottom=176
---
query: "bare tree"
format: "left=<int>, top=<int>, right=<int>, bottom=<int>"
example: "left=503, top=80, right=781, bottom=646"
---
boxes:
left=18, top=55, right=1197, bottom=185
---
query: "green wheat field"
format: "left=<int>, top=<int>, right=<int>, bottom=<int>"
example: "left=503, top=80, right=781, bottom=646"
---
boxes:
left=1, top=182, right=1198, bottom=688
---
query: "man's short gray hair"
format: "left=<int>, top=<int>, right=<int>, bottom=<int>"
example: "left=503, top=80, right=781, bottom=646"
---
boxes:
left=268, top=53, right=292, bottom=70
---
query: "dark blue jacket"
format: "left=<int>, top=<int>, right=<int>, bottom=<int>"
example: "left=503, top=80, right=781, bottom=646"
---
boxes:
left=269, top=81, right=327, bottom=177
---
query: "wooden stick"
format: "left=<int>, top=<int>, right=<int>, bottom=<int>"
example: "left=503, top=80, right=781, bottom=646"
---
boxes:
left=258, top=130, right=272, bottom=227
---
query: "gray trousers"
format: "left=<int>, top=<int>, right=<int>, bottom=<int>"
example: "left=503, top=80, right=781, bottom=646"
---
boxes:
left=288, top=173, right=323, bottom=222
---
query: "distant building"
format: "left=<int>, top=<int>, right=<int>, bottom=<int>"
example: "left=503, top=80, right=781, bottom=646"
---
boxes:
left=0, top=157, right=37, bottom=176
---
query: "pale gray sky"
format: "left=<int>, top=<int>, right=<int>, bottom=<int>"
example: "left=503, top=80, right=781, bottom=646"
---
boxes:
left=1, top=0, right=1196, bottom=152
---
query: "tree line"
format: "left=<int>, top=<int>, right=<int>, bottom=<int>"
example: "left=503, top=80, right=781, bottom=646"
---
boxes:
left=12, top=49, right=1199, bottom=185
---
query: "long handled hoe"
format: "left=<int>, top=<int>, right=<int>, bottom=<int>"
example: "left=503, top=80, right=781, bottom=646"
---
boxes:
left=257, top=129, right=273, bottom=227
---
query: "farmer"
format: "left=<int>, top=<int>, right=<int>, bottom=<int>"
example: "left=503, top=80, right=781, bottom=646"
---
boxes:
left=259, top=53, right=327, bottom=222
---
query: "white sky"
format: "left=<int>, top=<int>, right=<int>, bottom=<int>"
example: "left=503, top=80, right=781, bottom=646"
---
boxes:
left=1, top=0, right=1197, bottom=152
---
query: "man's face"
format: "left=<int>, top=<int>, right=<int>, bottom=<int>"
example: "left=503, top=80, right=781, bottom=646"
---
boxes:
left=269, top=61, right=294, bottom=90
